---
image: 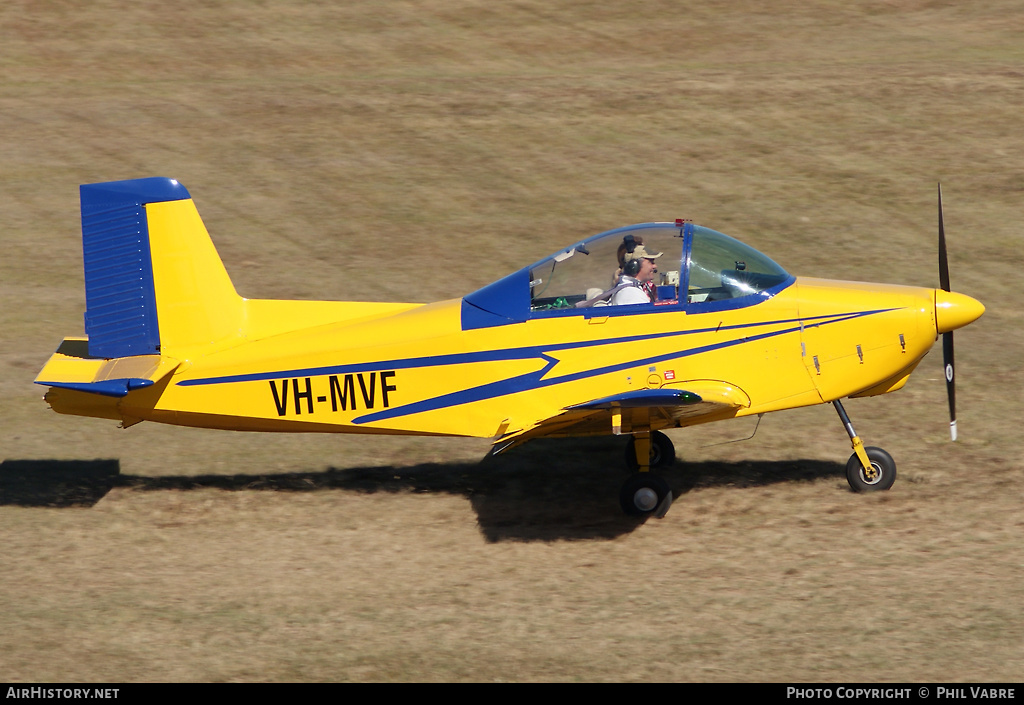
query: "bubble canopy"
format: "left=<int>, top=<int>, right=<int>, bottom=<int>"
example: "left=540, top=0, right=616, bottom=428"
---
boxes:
left=461, top=222, right=794, bottom=330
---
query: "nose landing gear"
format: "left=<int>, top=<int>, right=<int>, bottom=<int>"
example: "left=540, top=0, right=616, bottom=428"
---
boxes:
left=833, top=399, right=897, bottom=492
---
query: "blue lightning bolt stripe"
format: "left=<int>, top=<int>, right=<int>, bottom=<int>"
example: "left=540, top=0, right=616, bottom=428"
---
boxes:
left=351, top=313, right=844, bottom=424
left=176, top=309, right=890, bottom=389
left=176, top=308, right=895, bottom=425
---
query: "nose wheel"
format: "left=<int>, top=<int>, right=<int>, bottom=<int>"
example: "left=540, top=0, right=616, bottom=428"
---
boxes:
left=846, top=446, right=897, bottom=492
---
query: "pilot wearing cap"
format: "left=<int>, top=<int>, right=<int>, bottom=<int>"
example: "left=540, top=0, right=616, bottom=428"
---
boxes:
left=611, top=244, right=662, bottom=305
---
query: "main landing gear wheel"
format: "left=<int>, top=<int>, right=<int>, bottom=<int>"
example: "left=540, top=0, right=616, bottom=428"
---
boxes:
left=624, top=431, right=676, bottom=471
left=619, top=473, right=672, bottom=517
left=846, top=446, right=897, bottom=492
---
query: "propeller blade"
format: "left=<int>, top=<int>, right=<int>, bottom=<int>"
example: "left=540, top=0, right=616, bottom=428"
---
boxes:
left=938, top=183, right=950, bottom=292
left=944, top=331, right=957, bottom=440
left=938, top=183, right=957, bottom=440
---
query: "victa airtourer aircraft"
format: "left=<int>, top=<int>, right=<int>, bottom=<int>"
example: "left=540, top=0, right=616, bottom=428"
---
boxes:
left=37, top=178, right=984, bottom=517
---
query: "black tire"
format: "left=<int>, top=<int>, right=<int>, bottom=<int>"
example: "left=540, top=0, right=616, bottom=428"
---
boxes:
left=624, top=431, right=676, bottom=471
left=619, top=473, right=671, bottom=516
left=846, top=446, right=897, bottom=492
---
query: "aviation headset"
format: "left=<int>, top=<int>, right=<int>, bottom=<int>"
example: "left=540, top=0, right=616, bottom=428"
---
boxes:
left=622, top=235, right=642, bottom=277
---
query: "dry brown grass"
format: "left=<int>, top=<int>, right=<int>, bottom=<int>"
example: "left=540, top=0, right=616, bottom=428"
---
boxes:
left=1, top=0, right=1022, bottom=682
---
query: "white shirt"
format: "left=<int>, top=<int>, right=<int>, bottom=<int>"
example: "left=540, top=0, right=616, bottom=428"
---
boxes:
left=610, top=277, right=650, bottom=305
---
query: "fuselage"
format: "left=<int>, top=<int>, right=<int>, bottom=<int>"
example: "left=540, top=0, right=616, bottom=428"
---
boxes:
left=60, top=276, right=952, bottom=439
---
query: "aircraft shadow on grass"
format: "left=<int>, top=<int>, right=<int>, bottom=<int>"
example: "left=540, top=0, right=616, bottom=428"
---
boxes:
left=0, top=459, right=122, bottom=510
left=0, top=439, right=845, bottom=541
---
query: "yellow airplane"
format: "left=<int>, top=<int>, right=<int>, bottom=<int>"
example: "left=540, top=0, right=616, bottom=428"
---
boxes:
left=36, top=178, right=984, bottom=517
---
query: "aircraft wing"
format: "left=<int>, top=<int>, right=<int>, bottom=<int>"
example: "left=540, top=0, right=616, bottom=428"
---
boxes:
left=491, top=380, right=749, bottom=454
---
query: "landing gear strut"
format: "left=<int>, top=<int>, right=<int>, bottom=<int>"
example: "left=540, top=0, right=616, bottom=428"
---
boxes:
left=624, top=430, right=675, bottom=471
left=833, top=399, right=897, bottom=492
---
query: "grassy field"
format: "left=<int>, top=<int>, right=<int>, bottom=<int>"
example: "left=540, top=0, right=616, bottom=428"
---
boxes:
left=1, top=0, right=1022, bottom=682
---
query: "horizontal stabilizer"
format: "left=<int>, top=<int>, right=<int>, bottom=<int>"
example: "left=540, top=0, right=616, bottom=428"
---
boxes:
left=42, top=378, right=155, bottom=398
left=36, top=338, right=179, bottom=412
